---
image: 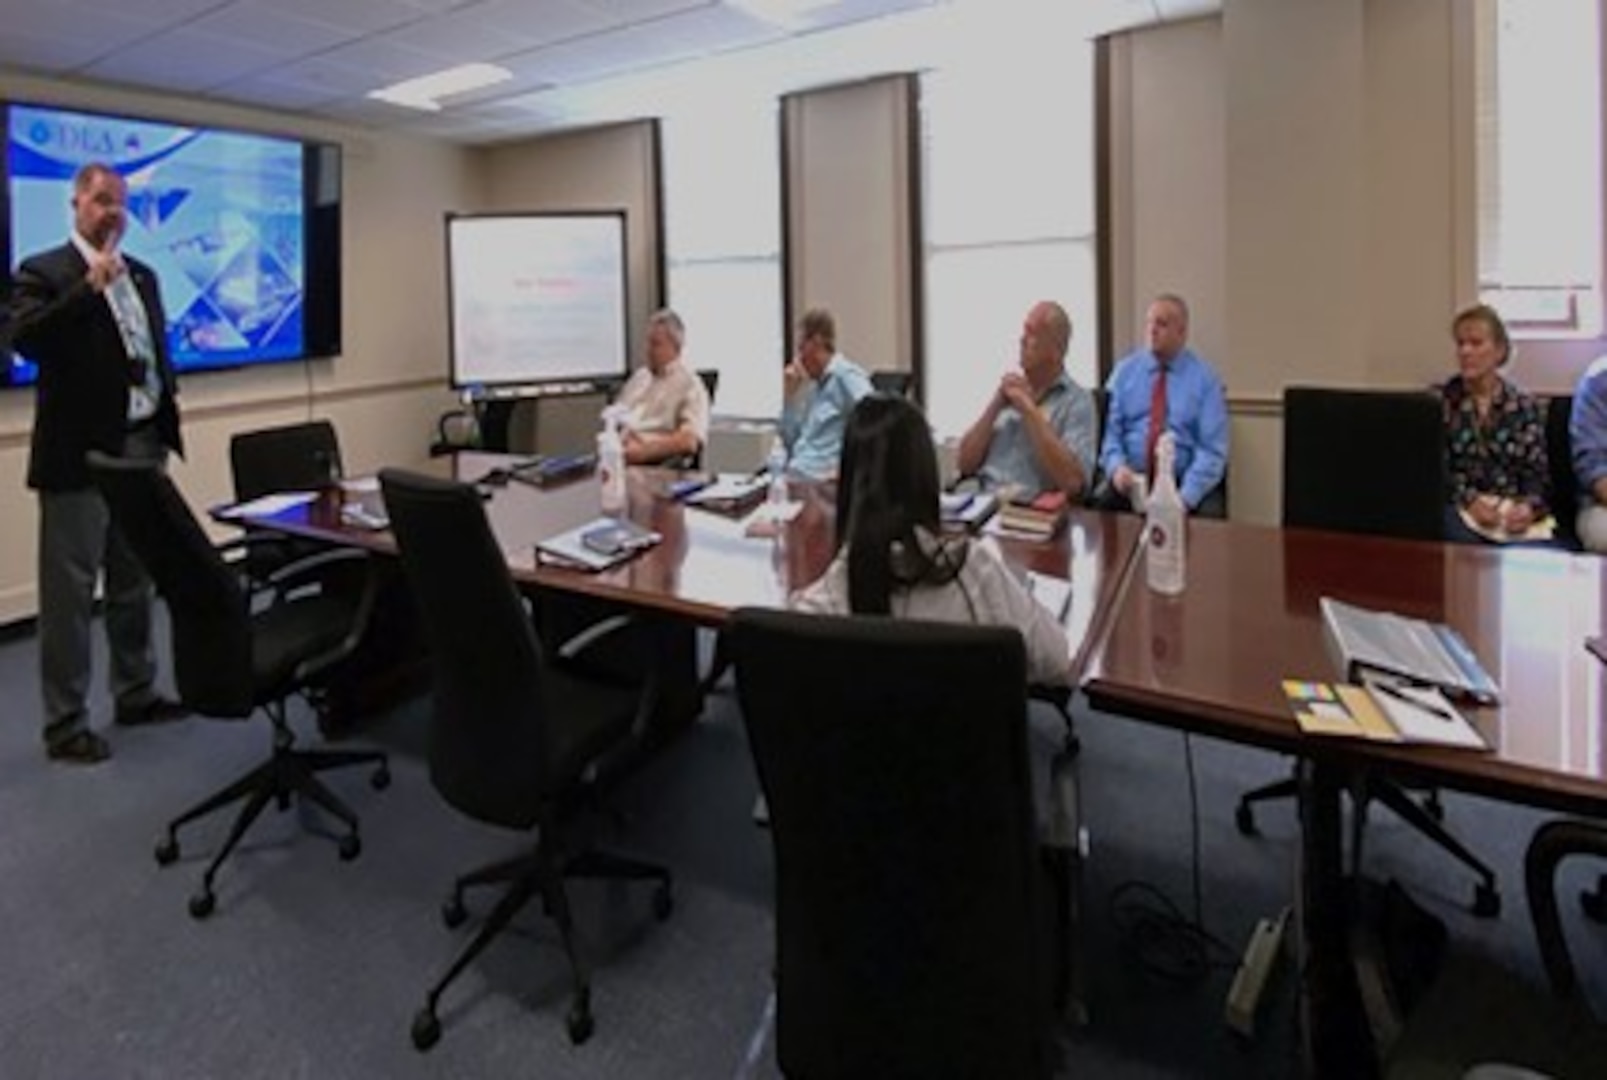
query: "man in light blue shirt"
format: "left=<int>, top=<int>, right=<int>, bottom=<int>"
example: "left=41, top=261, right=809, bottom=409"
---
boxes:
left=1097, top=294, right=1229, bottom=516
left=1570, top=355, right=1607, bottom=551
left=779, top=308, right=873, bottom=479
left=956, top=300, right=1096, bottom=498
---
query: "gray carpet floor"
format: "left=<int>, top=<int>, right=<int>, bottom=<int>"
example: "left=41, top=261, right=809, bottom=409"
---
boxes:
left=0, top=616, right=1602, bottom=1078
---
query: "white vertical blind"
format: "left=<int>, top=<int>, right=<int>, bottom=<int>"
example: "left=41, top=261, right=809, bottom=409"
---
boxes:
left=1479, top=0, right=1603, bottom=336
left=662, top=102, right=784, bottom=419
left=920, top=31, right=1099, bottom=439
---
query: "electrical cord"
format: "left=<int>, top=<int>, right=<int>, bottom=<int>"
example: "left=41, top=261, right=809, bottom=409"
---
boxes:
left=1105, top=732, right=1239, bottom=987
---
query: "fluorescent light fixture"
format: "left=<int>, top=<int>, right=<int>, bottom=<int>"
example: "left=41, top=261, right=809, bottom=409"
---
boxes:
left=724, top=0, right=841, bottom=31
left=368, top=63, right=512, bottom=112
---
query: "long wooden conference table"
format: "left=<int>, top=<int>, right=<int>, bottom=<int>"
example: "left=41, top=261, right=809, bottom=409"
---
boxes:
left=235, top=454, right=1607, bottom=1079
left=1082, top=518, right=1607, bottom=1077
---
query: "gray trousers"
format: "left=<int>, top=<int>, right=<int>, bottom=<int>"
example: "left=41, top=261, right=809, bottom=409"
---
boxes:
left=37, top=428, right=166, bottom=746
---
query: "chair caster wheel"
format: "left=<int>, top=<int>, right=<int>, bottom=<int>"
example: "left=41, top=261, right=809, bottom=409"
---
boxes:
left=652, top=882, right=674, bottom=921
left=410, top=1008, right=441, bottom=1051
left=1235, top=804, right=1257, bottom=837
left=441, top=897, right=467, bottom=928
left=371, top=765, right=391, bottom=791
left=188, top=890, right=216, bottom=920
left=566, top=996, right=594, bottom=1045
left=1473, top=883, right=1500, bottom=918
left=155, top=836, right=180, bottom=866
left=1582, top=885, right=1607, bottom=923
left=339, top=834, right=361, bottom=861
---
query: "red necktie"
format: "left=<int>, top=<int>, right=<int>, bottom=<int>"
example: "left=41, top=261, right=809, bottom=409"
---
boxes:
left=1144, top=363, right=1168, bottom=480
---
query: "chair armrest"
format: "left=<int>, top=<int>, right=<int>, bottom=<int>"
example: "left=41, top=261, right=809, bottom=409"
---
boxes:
left=556, top=612, right=637, bottom=662
left=285, top=550, right=381, bottom=683
left=1524, top=818, right=1607, bottom=1005
left=264, top=546, right=369, bottom=596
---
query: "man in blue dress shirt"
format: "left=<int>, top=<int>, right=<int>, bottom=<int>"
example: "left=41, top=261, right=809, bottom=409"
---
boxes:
left=1570, top=354, right=1607, bottom=552
left=956, top=300, right=1096, bottom=498
left=779, top=308, right=873, bottom=480
left=1096, top=294, right=1229, bottom=517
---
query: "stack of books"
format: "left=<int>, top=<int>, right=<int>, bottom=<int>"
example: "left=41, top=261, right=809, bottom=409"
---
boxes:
left=989, top=490, right=1070, bottom=540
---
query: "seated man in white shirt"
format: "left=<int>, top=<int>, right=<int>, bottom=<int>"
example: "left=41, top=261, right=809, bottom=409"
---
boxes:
left=614, top=308, right=711, bottom=466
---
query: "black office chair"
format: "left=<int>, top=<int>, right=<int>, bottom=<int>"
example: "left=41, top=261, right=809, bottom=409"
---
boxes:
left=728, top=608, right=1055, bottom=1079
left=229, top=420, right=344, bottom=582
left=869, top=370, right=914, bottom=399
left=86, top=452, right=389, bottom=919
left=1239, top=386, right=1499, bottom=915
left=378, top=468, right=673, bottom=1052
left=1546, top=394, right=1582, bottom=551
left=1525, top=818, right=1607, bottom=1004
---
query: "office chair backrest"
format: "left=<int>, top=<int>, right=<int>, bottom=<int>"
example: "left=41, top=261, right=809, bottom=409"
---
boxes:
left=379, top=469, right=551, bottom=828
left=229, top=420, right=342, bottom=501
left=696, top=368, right=719, bottom=406
left=1545, top=395, right=1581, bottom=550
left=87, top=453, right=255, bottom=717
left=728, top=608, right=1051, bottom=1080
left=1282, top=386, right=1446, bottom=540
left=868, top=370, right=914, bottom=399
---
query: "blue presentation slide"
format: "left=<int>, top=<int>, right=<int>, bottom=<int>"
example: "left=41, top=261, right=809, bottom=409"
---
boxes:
left=6, top=103, right=305, bottom=383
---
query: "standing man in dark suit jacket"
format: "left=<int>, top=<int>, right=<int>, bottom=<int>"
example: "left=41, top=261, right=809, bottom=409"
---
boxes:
left=5, top=162, right=186, bottom=765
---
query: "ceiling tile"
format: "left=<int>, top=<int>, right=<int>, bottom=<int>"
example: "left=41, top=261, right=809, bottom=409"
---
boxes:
left=83, top=0, right=232, bottom=22
left=187, top=4, right=365, bottom=55
left=257, top=0, right=428, bottom=36
left=581, top=0, right=715, bottom=20
left=450, top=0, right=616, bottom=48
left=317, top=35, right=469, bottom=77
left=379, top=10, right=547, bottom=59
left=0, top=31, right=113, bottom=74
left=211, top=75, right=351, bottom=111
left=253, top=55, right=388, bottom=96
left=9, top=4, right=170, bottom=56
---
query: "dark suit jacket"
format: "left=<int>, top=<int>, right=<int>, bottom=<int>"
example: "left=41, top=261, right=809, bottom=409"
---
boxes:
left=6, top=242, right=183, bottom=491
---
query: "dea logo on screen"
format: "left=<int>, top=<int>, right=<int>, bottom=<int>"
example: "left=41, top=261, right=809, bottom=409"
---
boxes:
left=13, top=106, right=200, bottom=176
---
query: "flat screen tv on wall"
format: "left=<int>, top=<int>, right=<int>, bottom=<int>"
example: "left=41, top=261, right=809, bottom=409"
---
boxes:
left=0, top=101, right=342, bottom=387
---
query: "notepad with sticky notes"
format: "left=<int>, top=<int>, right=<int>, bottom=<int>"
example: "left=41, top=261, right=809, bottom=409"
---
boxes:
left=1281, top=677, right=1487, bottom=750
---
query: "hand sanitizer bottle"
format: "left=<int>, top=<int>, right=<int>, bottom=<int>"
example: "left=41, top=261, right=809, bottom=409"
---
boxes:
left=598, top=405, right=627, bottom=518
left=1145, top=431, right=1185, bottom=595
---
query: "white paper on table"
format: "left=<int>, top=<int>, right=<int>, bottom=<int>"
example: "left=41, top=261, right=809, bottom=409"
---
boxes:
left=215, top=491, right=319, bottom=520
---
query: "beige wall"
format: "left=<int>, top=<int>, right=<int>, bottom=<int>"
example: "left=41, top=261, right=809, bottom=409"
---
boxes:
left=1108, top=0, right=1475, bottom=525
left=0, top=72, right=479, bottom=622
left=784, top=76, right=915, bottom=375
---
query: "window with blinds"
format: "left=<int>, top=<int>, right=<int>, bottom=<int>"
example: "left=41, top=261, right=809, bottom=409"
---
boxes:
left=919, top=34, right=1099, bottom=440
left=1478, top=0, right=1603, bottom=338
left=662, top=103, right=784, bottom=420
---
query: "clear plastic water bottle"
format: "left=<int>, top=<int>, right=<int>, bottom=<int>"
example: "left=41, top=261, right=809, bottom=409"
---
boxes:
left=766, top=437, right=789, bottom=509
left=1145, top=431, right=1186, bottom=595
left=598, top=405, right=627, bottom=518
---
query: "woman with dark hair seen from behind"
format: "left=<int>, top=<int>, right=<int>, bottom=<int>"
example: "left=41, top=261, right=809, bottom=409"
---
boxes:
left=789, top=394, right=1073, bottom=686
left=1441, top=303, right=1552, bottom=545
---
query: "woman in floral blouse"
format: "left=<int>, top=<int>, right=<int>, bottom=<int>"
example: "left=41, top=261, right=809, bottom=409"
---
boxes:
left=1441, top=303, right=1551, bottom=543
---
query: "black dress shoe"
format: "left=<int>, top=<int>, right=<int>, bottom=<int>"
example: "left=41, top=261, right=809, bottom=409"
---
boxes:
left=114, top=697, right=190, bottom=727
left=46, top=731, right=112, bottom=764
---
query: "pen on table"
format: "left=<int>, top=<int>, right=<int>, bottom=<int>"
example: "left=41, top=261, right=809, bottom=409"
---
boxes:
left=1371, top=681, right=1456, bottom=722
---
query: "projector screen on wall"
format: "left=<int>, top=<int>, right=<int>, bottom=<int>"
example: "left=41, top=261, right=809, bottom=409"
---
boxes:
left=446, top=211, right=629, bottom=389
left=2, top=100, right=342, bottom=387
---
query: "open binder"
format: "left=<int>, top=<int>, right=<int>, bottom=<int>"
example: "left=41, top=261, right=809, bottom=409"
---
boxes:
left=536, top=517, right=661, bottom=572
left=1320, top=597, right=1499, bottom=705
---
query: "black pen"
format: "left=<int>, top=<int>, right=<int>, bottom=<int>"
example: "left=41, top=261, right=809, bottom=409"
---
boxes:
left=1371, top=681, right=1456, bottom=722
